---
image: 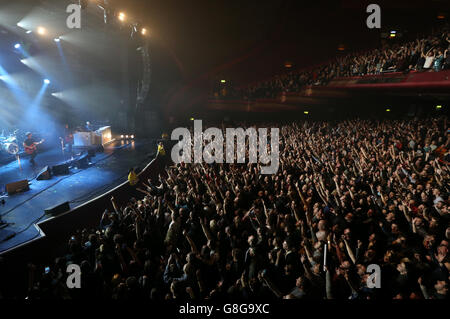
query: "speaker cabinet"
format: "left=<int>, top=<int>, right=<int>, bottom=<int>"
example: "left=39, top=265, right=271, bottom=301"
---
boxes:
left=51, top=163, right=69, bottom=175
left=44, top=201, right=70, bottom=216
left=74, top=153, right=89, bottom=168
left=36, top=166, right=51, bottom=180
left=6, top=180, right=29, bottom=195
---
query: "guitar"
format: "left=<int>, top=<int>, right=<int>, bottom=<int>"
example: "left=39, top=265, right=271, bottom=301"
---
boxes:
left=24, top=139, right=45, bottom=155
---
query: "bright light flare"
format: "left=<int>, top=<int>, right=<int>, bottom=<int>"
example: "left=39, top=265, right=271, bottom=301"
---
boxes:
left=118, top=12, right=126, bottom=21
left=37, top=27, right=46, bottom=35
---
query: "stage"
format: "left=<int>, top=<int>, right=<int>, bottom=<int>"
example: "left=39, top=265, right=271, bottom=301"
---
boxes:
left=0, top=138, right=157, bottom=253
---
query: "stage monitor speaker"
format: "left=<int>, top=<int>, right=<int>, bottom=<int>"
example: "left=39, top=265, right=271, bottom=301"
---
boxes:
left=74, top=153, right=89, bottom=168
left=36, top=166, right=51, bottom=180
left=52, top=163, right=70, bottom=175
left=44, top=201, right=70, bottom=217
left=6, top=180, right=29, bottom=195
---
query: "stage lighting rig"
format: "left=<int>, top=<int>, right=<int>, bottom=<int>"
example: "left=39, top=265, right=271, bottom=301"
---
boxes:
left=130, top=23, right=138, bottom=38
left=79, top=0, right=88, bottom=10
left=98, top=0, right=112, bottom=24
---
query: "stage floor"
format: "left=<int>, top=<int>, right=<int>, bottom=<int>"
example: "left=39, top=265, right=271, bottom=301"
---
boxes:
left=0, top=139, right=156, bottom=253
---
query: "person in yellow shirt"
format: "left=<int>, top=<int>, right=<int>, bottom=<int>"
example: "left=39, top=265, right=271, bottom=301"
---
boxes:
left=128, top=167, right=139, bottom=186
left=157, top=141, right=166, bottom=156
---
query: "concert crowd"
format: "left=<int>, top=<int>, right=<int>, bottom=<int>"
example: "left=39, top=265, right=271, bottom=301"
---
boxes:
left=213, top=27, right=450, bottom=100
left=21, top=116, right=449, bottom=300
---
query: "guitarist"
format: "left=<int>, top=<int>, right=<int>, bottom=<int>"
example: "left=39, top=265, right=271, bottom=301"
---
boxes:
left=61, top=124, right=74, bottom=157
left=23, top=132, right=43, bottom=165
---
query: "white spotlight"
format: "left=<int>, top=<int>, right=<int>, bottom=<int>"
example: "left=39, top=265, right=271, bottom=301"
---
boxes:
left=37, top=27, right=46, bottom=35
left=26, top=30, right=32, bottom=34
left=54, top=37, right=60, bottom=42
left=44, top=79, right=50, bottom=84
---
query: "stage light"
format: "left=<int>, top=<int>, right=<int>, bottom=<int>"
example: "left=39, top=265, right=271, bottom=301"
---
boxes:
left=121, top=135, right=124, bottom=138
left=54, top=37, right=60, bottom=42
left=436, top=105, right=442, bottom=110
left=386, top=108, right=391, bottom=112
left=304, top=111, right=309, bottom=115
left=141, top=28, right=147, bottom=35
left=131, top=135, right=134, bottom=139
left=44, top=79, right=50, bottom=84
left=14, top=43, right=21, bottom=49
left=37, top=27, right=46, bottom=35
left=190, top=117, right=195, bottom=121
left=118, top=12, right=126, bottom=22
left=26, top=30, right=32, bottom=34
left=220, top=80, right=226, bottom=83
left=389, top=31, right=396, bottom=38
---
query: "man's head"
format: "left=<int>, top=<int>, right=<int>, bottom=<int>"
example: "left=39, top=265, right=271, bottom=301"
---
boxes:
left=434, top=280, right=448, bottom=296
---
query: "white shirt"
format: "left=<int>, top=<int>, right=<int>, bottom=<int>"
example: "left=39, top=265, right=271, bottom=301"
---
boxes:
left=424, top=56, right=434, bottom=69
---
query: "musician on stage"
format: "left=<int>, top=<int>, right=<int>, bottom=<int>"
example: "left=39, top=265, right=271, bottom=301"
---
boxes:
left=61, top=124, right=74, bottom=156
left=23, top=132, right=38, bottom=165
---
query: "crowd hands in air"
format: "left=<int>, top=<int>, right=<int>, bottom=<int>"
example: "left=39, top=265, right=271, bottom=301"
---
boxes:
left=213, top=26, right=450, bottom=100
left=25, top=117, right=449, bottom=300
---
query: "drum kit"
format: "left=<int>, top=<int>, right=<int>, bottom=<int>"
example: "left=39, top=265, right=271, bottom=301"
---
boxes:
left=0, top=129, right=20, bottom=155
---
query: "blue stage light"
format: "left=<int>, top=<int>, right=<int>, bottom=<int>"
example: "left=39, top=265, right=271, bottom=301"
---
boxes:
left=14, top=43, right=21, bottom=49
left=44, top=79, right=50, bottom=84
